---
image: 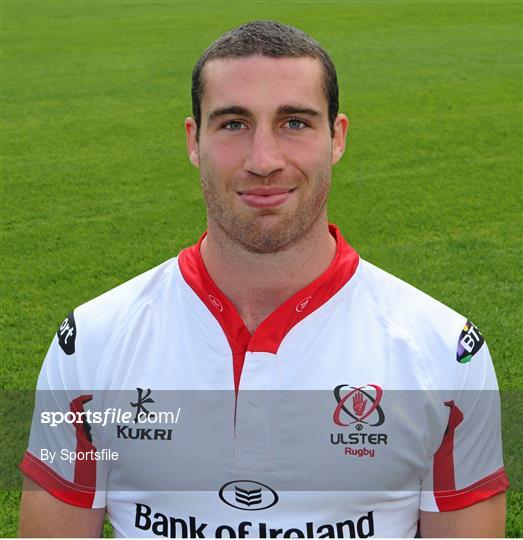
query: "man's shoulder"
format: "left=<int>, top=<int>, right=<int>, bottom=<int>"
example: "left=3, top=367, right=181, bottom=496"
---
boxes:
left=357, top=258, right=465, bottom=326
left=80, top=256, right=179, bottom=309
left=356, top=259, right=481, bottom=383
left=72, top=257, right=182, bottom=352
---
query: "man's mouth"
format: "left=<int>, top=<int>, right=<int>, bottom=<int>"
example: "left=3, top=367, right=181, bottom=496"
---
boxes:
left=237, top=187, right=296, bottom=209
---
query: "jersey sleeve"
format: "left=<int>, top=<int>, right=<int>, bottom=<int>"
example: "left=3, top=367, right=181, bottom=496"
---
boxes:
left=20, top=311, right=107, bottom=509
left=420, top=322, right=509, bottom=512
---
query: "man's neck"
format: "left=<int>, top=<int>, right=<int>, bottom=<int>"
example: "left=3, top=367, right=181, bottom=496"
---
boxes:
left=200, top=215, right=337, bottom=334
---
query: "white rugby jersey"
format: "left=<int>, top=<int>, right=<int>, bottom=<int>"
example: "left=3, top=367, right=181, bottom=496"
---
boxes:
left=22, top=225, right=508, bottom=538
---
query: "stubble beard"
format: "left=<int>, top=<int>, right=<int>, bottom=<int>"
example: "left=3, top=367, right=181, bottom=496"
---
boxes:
left=199, top=165, right=332, bottom=255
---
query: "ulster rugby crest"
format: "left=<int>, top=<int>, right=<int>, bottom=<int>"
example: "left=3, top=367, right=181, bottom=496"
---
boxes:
left=333, top=384, right=385, bottom=428
left=331, top=384, right=387, bottom=458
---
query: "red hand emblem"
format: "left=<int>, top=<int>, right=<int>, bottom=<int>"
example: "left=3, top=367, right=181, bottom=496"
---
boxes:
left=352, top=391, right=367, bottom=417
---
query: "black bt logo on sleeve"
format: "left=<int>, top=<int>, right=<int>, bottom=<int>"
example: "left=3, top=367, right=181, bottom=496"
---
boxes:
left=57, top=311, right=76, bottom=355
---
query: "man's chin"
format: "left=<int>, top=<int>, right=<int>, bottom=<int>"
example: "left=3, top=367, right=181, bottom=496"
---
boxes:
left=231, top=216, right=304, bottom=255
left=237, top=236, right=293, bottom=255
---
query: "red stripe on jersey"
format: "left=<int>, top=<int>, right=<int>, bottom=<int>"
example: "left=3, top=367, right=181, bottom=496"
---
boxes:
left=433, top=400, right=464, bottom=492
left=20, top=451, right=95, bottom=508
left=434, top=467, right=509, bottom=511
left=178, top=224, right=359, bottom=392
left=70, top=395, right=97, bottom=489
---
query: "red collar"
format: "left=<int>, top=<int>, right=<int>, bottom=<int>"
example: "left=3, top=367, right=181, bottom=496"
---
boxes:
left=178, top=224, right=359, bottom=390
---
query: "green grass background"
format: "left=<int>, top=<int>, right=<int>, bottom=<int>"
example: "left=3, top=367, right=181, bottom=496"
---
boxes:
left=1, top=0, right=521, bottom=536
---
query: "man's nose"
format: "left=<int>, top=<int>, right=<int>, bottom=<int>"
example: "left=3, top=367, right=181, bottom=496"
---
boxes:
left=243, top=127, right=285, bottom=177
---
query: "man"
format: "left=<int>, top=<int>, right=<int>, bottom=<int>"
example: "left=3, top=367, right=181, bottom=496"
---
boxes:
left=19, top=20, right=508, bottom=537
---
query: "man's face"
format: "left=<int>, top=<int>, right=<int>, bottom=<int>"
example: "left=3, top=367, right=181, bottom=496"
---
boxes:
left=186, top=55, right=347, bottom=254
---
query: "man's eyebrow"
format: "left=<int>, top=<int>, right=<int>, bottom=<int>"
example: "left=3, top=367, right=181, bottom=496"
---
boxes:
left=276, top=105, right=321, bottom=117
left=208, top=106, right=252, bottom=122
left=207, top=105, right=322, bottom=122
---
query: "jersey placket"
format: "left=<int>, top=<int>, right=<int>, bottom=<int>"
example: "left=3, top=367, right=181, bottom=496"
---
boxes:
left=177, top=224, right=360, bottom=475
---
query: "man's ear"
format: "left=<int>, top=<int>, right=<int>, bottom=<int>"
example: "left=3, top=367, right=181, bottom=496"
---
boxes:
left=331, top=114, right=349, bottom=166
left=185, top=117, right=200, bottom=168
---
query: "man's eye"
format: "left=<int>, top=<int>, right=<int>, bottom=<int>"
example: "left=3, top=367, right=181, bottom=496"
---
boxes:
left=223, top=121, right=245, bottom=131
left=286, top=119, right=307, bottom=130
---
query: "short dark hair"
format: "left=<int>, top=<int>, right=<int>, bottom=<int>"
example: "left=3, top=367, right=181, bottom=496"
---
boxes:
left=191, top=20, right=339, bottom=137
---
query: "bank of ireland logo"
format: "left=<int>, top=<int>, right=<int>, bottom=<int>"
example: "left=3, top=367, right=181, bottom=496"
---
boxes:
left=333, top=384, right=385, bottom=429
left=219, top=480, right=279, bottom=511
